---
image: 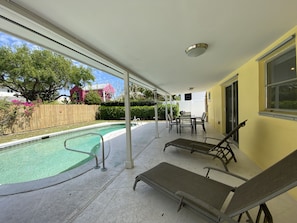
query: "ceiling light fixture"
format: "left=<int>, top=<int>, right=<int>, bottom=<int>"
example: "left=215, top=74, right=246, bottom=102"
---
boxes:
left=185, top=43, right=208, bottom=57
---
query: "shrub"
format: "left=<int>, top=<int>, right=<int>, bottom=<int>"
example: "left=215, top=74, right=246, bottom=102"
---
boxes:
left=98, top=103, right=178, bottom=120
left=0, top=99, right=35, bottom=135
left=84, top=91, right=102, bottom=105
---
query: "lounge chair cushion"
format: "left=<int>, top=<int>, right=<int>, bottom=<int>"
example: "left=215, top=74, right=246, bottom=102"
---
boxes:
left=134, top=150, right=297, bottom=222
left=134, top=162, right=233, bottom=210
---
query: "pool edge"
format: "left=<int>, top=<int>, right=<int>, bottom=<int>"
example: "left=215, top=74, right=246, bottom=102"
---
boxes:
left=0, top=121, right=143, bottom=196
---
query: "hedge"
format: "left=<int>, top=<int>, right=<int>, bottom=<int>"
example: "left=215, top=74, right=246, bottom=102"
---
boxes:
left=101, top=101, right=156, bottom=106
left=98, top=104, right=178, bottom=120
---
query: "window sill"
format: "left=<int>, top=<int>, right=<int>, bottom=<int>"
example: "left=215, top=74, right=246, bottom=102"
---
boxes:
left=259, top=111, right=297, bottom=121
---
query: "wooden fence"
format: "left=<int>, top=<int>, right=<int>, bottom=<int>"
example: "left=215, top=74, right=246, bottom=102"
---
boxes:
left=10, top=104, right=99, bottom=133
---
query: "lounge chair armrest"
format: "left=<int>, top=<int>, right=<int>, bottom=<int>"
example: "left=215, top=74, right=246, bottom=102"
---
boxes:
left=204, top=166, right=248, bottom=181
left=175, top=191, right=238, bottom=223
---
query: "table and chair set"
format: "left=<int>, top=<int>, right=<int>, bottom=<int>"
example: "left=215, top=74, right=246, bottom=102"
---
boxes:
left=168, top=112, right=207, bottom=134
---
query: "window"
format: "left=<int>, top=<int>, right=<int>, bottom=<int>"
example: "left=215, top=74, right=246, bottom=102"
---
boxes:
left=260, top=36, right=297, bottom=114
left=267, top=48, right=297, bottom=110
left=184, top=93, right=192, bottom=100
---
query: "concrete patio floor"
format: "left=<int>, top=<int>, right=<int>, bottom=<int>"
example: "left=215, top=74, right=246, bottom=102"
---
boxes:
left=0, top=121, right=296, bottom=223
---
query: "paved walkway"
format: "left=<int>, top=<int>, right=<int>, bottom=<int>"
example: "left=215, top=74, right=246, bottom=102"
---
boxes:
left=0, top=121, right=296, bottom=222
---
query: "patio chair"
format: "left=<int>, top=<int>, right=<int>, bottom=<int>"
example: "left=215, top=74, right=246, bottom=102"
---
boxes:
left=163, top=120, right=247, bottom=171
left=167, top=114, right=178, bottom=133
left=133, top=150, right=297, bottom=223
left=178, top=114, right=194, bottom=134
left=196, top=112, right=207, bottom=132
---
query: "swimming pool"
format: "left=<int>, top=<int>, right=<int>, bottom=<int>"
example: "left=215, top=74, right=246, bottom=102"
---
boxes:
left=0, top=123, right=126, bottom=186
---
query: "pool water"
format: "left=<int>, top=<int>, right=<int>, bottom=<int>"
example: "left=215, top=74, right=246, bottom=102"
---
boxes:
left=0, top=124, right=126, bottom=184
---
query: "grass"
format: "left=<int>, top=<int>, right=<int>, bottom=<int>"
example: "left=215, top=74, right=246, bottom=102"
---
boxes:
left=0, top=120, right=113, bottom=144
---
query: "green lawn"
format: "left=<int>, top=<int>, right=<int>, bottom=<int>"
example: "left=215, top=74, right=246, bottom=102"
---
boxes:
left=0, top=120, right=110, bottom=144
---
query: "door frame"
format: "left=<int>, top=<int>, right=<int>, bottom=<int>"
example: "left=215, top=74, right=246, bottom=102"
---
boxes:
left=223, top=75, right=239, bottom=142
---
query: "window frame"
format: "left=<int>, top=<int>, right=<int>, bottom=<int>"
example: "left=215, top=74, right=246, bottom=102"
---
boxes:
left=259, top=37, right=297, bottom=117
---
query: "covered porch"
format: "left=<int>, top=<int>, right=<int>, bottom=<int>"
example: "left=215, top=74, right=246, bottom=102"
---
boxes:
left=0, top=122, right=296, bottom=223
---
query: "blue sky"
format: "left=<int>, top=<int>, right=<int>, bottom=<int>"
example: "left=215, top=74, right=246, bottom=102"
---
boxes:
left=0, top=32, right=124, bottom=98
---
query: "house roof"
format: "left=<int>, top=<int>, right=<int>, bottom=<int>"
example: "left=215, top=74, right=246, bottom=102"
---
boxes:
left=82, top=84, right=113, bottom=91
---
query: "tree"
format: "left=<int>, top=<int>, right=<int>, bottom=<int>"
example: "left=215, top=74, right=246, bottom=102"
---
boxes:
left=0, top=45, right=95, bottom=102
left=84, top=91, right=102, bottom=105
left=129, top=83, right=152, bottom=100
left=129, top=83, right=166, bottom=101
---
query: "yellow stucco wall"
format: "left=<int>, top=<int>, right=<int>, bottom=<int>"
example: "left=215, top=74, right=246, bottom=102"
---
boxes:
left=207, top=85, right=223, bottom=131
left=207, top=26, right=297, bottom=199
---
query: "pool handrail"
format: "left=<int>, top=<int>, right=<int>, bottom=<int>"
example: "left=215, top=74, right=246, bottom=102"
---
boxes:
left=64, top=133, right=107, bottom=171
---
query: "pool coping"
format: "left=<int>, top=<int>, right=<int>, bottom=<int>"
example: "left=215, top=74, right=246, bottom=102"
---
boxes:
left=0, top=121, right=140, bottom=196
left=0, top=121, right=125, bottom=150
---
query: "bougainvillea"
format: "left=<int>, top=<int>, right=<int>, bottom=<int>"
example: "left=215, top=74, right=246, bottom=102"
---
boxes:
left=11, top=100, right=35, bottom=117
left=0, top=99, right=35, bottom=135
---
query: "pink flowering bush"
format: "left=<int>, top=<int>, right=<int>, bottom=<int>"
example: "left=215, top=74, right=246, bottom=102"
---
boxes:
left=11, top=99, right=22, bottom=106
left=1, top=99, right=37, bottom=134
left=12, top=100, right=35, bottom=117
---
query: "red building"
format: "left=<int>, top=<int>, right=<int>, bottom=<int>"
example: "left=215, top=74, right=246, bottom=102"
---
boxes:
left=70, top=84, right=115, bottom=103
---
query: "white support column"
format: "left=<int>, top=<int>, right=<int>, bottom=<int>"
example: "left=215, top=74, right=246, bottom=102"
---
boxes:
left=170, top=95, right=173, bottom=118
left=124, top=72, right=134, bottom=169
left=154, top=90, right=159, bottom=138
left=165, top=94, right=169, bottom=128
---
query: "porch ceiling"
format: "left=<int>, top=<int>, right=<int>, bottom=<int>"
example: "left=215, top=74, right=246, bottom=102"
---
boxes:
left=1, top=0, right=297, bottom=95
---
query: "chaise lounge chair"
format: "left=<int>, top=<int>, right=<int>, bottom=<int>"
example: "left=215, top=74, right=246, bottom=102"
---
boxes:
left=163, top=120, right=247, bottom=171
left=133, top=150, right=297, bottom=223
